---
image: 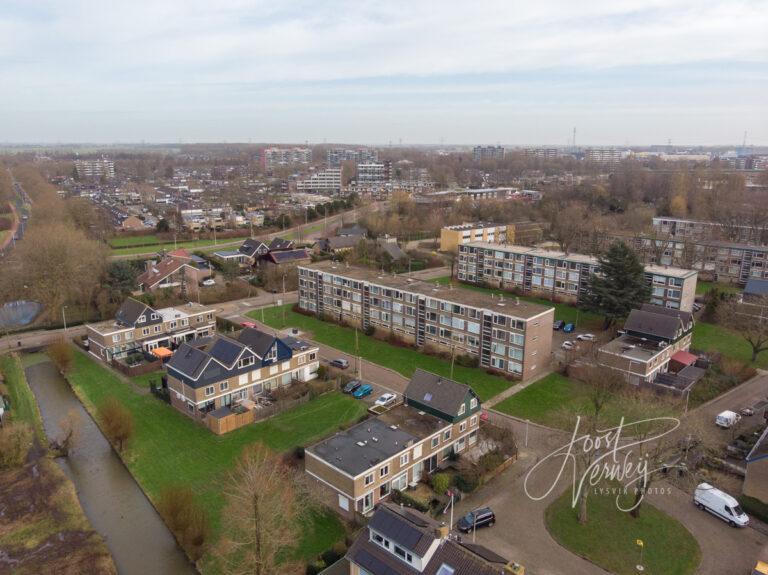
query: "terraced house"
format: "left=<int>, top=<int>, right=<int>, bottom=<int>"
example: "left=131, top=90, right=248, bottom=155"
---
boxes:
left=457, top=242, right=698, bottom=312
left=85, top=298, right=216, bottom=361
left=305, top=370, right=483, bottom=518
left=165, top=327, right=319, bottom=421
left=298, top=261, right=554, bottom=380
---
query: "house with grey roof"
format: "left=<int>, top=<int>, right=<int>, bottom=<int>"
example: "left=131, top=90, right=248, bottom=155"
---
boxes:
left=305, top=370, right=482, bottom=518
left=166, top=327, right=319, bottom=427
left=342, top=502, right=524, bottom=575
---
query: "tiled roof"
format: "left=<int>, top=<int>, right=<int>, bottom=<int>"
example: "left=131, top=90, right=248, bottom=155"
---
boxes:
left=405, top=369, right=477, bottom=419
left=115, top=298, right=149, bottom=326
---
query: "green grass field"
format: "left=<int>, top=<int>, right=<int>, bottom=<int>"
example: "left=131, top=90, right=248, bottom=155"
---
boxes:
left=107, top=234, right=160, bottom=248
left=131, top=370, right=165, bottom=389
left=695, top=280, right=741, bottom=295
left=546, top=486, right=700, bottom=575
left=251, top=305, right=514, bottom=401
left=0, top=353, right=46, bottom=441
left=693, top=321, right=768, bottom=368
left=110, top=237, right=248, bottom=256
left=65, top=349, right=366, bottom=568
left=432, top=276, right=603, bottom=328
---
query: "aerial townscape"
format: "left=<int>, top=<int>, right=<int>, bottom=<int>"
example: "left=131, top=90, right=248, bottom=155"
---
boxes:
left=1, top=2, right=768, bottom=575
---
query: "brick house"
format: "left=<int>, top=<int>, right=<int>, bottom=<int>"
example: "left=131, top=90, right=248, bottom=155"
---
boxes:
left=305, top=370, right=482, bottom=518
left=135, top=249, right=212, bottom=296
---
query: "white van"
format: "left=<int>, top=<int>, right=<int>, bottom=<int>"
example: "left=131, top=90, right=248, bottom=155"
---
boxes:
left=715, top=410, right=741, bottom=429
left=694, top=483, right=749, bottom=527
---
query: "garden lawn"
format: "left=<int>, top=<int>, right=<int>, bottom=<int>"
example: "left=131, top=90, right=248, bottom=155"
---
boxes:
left=107, top=234, right=159, bottom=248
left=250, top=305, right=514, bottom=401
left=695, top=280, right=741, bottom=295
left=546, top=485, right=700, bottom=575
left=0, top=353, right=45, bottom=441
left=65, top=349, right=366, bottom=566
left=693, top=321, right=768, bottom=369
left=432, top=276, right=603, bottom=328
left=131, top=370, right=165, bottom=389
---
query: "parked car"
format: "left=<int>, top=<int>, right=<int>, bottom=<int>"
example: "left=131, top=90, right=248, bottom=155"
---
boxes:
left=563, top=323, right=575, bottom=333
left=715, top=410, right=742, bottom=429
left=202, top=278, right=216, bottom=287
left=740, top=407, right=755, bottom=417
left=240, top=321, right=257, bottom=329
left=343, top=379, right=362, bottom=394
left=553, top=320, right=565, bottom=331
left=576, top=333, right=595, bottom=341
left=352, top=384, right=373, bottom=399
left=694, top=483, right=749, bottom=527
left=561, top=341, right=575, bottom=350
left=329, top=358, right=350, bottom=369
left=374, top=393, right=397, bottom=407
left=457, top=507, right=496, bottom=533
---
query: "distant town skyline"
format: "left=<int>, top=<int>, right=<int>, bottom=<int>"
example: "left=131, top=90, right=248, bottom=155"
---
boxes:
left=0, top=0, right=766, bottom=145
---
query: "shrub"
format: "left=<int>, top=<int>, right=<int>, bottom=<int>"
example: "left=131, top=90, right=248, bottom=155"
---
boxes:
left=316, top=364, right=329, bottom=381
left=431, top=473, right=450, bottom=496
left=455, top=354, right=479, bottom=368
left=48, top=338, right=74, bottom=374
left=157, top=485, right=210, bottom=561
left=0, top=422, right=33, bottom=469
left=98, top=396, right=134, bottom=452
left=453, top=463, right=481, bottom=493
left=739, top=494, right=768, bottom=524
left=477, top=450, right=506, bottom=474
left=363, top=324, right=375, bottom=336
left=390, top=489, right=430, bottom=513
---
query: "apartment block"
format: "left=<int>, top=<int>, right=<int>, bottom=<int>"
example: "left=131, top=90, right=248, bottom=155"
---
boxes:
left=166, top=328, right=319, bottom=422
left=457, top=242, right=698, bottom=312
left=584, top=148, right=626, bottom=165
left=86, top=299, right=216, bottom=361
left=296, top=168, right=342, bottom=194
left=306, top=370, right=483, bottom=517
left=327, top=147, right=378, bottom=168
left=298, top=261, right=554, bottom=379
left=473, top=145, right=505, bottom=162
left=524, top=147, right=559, bottom=159
left=356, top=162, right=391, bottom=184
left=652, top=216, right=768, bottom=245
left=440, top=221, right=545, bottom=252
left=261, top=147, right=312, bottom=170
left=75, top=157, right=115, bottom=179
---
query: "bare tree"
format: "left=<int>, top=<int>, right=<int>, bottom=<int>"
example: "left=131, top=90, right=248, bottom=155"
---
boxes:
left=217, top=443, right=307, bottom=575
left=50, top=409, right=80, bottom=457
left=48, top=338, right=74, bottom=374
left=717, top=296, right=768, bottom=362
left=98, top=397, right=134, bottom=452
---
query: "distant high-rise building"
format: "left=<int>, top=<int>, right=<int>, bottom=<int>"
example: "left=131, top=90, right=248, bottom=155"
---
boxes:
left=524, top=147, right=559, bottom=160
left=261, top=147, right=312, bottom=170
left=327, top=148, right=378, bottom=168
left=356, top=161, right=391, bottom=184
left=584, top=148, right=626, bottom=165
left=75, top=156, right=115, bottom=180
left=473, top=145, right=505, bottom=162
left=296, top=168, right=342, bottom=194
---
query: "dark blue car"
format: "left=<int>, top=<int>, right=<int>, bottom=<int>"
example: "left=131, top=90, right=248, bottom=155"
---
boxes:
left=563, top=323, right=575, bottom=333
left=352, top=384, right=373, bottom=399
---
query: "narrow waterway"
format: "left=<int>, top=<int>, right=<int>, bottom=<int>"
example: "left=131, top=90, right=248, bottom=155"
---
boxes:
left=25, top=359, right=196, bottom=575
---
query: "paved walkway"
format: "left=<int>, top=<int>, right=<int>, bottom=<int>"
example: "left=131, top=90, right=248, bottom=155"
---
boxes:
left=484, top=369, right=553, bottom=409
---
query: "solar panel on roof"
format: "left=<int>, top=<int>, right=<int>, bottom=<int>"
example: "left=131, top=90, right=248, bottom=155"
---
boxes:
left=354, top=549, right=402, bottom=575
left=369, top=511, right=424, bottom=551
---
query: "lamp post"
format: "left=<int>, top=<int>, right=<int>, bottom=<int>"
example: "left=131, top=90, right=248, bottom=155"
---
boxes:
left=62, top=306, right=68, bottom=334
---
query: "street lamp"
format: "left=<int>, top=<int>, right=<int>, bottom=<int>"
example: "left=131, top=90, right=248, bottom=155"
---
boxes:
left=62, top=305, right=68, bottom=334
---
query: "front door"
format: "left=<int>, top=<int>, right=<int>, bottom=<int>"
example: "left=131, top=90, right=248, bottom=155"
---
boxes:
left=412, top=461, right=424, bottom=484
left=426, top=455, right=438, bottom=473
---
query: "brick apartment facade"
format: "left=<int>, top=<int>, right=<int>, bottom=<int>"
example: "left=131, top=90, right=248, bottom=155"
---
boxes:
left=457, top=242, right=698, bottom=312
left=298, top=262, right=554, bottom=380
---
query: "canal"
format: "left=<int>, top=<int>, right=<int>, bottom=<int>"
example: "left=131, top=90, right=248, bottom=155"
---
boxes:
left=25, top=358, right=196, bottom=575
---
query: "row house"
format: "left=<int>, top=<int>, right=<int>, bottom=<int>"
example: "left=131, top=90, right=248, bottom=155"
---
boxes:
left=344, top=502, right=524, bottom=575
left=86, top=299, right=216, bottom=361
left=166, top=328, right=319, bottom=420
left=298, top=262, right=554, bottom=380
left=597, top=304, right=695, bottom=385
left=306, top=370, right=483, bottom=518
left=457, top=242, right=698, bottom=312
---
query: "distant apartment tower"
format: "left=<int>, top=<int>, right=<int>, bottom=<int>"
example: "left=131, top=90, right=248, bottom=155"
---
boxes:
left=296, top=168, right=342, bottom=194
left=261, top=147, right=312, bottom=170
left=585, top=148, right=625, bottom=165
left=524, top=147, right=559, bottom=160
left=298, top=261, right=554, bottom=379
left=356, top=162, right=391, bottom=184
left=457, top=242, right=698, bottom=312
left=75, top=157, right=115, bottom=180
left=652, top=216, right=768, bottom=245
left=327, top=148, right=378, bottom=168
left=473, top=145, right=505, bottom=162
left=440, top=221, right=545, bottom=252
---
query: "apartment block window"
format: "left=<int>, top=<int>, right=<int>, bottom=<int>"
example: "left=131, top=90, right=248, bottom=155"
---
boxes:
left=205, top=386, right=214, bottom=396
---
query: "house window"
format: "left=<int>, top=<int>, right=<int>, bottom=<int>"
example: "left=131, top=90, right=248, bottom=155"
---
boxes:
left=238, top=356, right=255, bottom=368
left=150, top=313, right=159, bottom=320
left=239, top=374, right=248, bottom=386
left=393, top=545, right=413, bottom=563
left=125, top=331, right=133, bottom=341
left=265, top=347, right=277, bottom=362
left=142, top=328, right=150, bottom=336
left=470, top=398, right=478, bottom=409
left=137, top=316, right=146, bottom=324
left=443, top=429, right=451, bottom=441
left=298, top=355, right=306, bottom=365
left=338, top=495, right=349, bottom=511
left=470, top=415, right=478, bottom=427
left=458, top=404, right=466, bottom=416
left=380, top=464, right=389, bottom=478
left=362, top=492, right=373, bottom=512
left=112, top=334, right=121, bottom=343
left=204, top=386, right=214, bottom=397
left=400, top=453, right=409, bottom=466
left=154, top=325, right=161, bottom=333
left=364, top=473, right=374, bottom=486
left=469, top=430, right=478, bottom=445
left=459, top=421, right=467, bottom=433
left=309, top=352, right=317, bottom=361
left=413, top=444, right=422, bottom=459
left=220, top=382, right=229, bottom=391
left=431, top=436, right=439, bottom=449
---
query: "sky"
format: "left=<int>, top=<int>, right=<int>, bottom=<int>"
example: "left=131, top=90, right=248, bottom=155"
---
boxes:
left=0, top=0, right=766, bottom=146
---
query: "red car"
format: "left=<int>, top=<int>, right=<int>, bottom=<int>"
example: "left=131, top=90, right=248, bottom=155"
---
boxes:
left=240, top=321, right=257, bottom=329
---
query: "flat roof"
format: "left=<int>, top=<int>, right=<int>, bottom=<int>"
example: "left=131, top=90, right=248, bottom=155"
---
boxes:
left=308, top=405, right=448, bottom=476
left=444, top=222, right=506, bottom=231
left=301, top=261, right=554, bottom=320
left=644, top=264, right=697, bottom=279
left=600, top=334, right=666, bottom=363
left=466, top=242, right=597, bottom=264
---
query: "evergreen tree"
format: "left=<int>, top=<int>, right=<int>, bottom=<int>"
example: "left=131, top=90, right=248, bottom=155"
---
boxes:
left=584, top=241, right=650, bottom=328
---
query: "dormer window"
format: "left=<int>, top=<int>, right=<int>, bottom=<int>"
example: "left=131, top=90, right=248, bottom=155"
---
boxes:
left=264, top=346, right=277, bottom=362
left=470, top=398, right=478, bottom=410
left=150, top=313, right=159, bottom=320
left=136, top=316, right=146, bottom=324
left=458, top=404, right=466, bottom=416
left=239, top=356, right=255, bottom=369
